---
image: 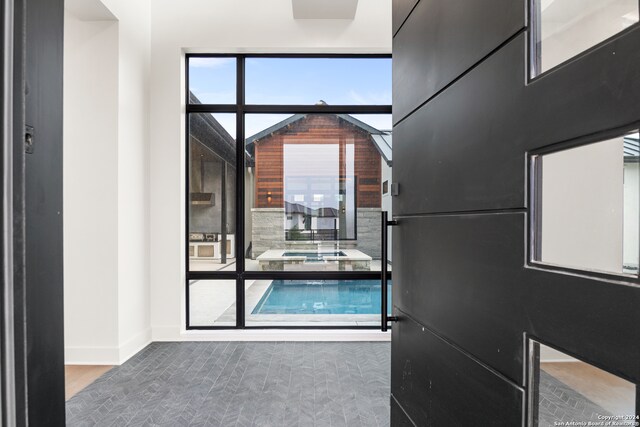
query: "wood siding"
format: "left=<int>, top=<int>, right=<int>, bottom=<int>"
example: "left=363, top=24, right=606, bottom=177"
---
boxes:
left=253, top=115, right=381, bottom=209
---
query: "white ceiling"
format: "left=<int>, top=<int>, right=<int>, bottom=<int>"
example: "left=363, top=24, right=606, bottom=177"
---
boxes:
left=292, top=0, right=358, bottom=19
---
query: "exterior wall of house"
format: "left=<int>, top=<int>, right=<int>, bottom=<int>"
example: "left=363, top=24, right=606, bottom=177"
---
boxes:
left=249, top=115, right=383, bottom=259
left=189, top=140, right=237, bottom=234
left=253, top=115, right=381, bottom=209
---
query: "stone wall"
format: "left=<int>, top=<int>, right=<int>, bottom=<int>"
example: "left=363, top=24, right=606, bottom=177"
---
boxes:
left=251, top=207, right=381, bottom=259
left=251, top=208, right=286, bottom=258
left=356, top=208, right=381, bottom=259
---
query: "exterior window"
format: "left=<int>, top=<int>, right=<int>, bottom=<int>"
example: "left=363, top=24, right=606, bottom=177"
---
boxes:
left=531, top=130, right=640, bottom=276
left=186, top=55, right=392, bottom=328
left=531, top=0, right=639, bottom=76
left=188, top=113, right=237, bottom=272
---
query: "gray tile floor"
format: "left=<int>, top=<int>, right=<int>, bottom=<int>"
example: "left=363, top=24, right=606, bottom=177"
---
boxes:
left=66, top=342, right=391, bottom=427
left=537, top=370, right=612, bottom=426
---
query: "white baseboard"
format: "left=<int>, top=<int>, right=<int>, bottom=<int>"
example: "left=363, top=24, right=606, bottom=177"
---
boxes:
left=65, top=328, right=152, bottom=366
left=152, top=325, right=391, bottom=342
left=118, top=328, right=152, bottom=364
left=65, top=346, right=120, bottom=365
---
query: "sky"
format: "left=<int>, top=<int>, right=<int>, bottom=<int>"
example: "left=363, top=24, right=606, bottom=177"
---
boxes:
left=189, top=57, right=392, bottom=138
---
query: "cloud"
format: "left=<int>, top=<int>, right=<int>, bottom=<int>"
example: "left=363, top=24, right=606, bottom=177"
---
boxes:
left=189, top=57, right=235, bottom=69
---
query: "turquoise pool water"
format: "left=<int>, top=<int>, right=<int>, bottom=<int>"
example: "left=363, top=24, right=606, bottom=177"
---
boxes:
left=251, top=280, right=392, bottom=315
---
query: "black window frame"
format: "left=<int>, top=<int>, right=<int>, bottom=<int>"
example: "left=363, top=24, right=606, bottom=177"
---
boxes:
left=185, top=54, right=392, bottom=330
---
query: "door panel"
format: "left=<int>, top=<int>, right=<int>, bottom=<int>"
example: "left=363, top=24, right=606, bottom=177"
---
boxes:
left=24, top=0, right=65, bottom=424
left=393, top=0, right=524, bottom=123
left=391, top=314, right=524, bottom=426
left=393, top=35, right=527, bottom=216
left=393, top=213, right=526, bottom=384
left=390, top=397, right=414, bottom=426
left=394, top=26, right=640, bottom=217
left=392, top=0, right=640, bottom=425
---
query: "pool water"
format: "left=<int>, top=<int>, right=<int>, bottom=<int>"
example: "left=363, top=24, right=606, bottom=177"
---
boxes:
left=251, top=280, right=392, bottom=315
left=282, top=251, right=347, bottom=262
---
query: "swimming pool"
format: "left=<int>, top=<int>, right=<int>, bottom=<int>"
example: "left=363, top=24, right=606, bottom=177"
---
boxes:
left=251, top=279, right=392, bottom=315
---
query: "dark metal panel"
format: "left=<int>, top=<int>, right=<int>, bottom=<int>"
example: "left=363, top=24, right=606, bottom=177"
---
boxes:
left=10, top=1, right=27, bottom=424
left=392, top=213, right=527, bottom=384
left=392, top=0, right=419, bottom=37
left=394, top=27, right=640, bottom=217
left=393, top=213, right=640, bottom=387
left=24, top=0, right=65, bottom=424
left=524, top=268, right=640, bottom=384
left=393, top=35, right=527, bottom=216
left=390, top=396, right=416, bottom=426
left=391, top=313, right=524, bottom=426
left=392, top=0, right=525, bottom=123
left=523, top=27, right=640, bottom=152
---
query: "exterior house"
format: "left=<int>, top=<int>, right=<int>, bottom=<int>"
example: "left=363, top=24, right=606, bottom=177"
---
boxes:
left=188, top=92, right=237, bottom=263
left=245, top=112, right=392, bottom=260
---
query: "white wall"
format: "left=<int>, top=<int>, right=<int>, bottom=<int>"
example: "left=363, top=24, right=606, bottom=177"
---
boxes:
left=540, top=0, right=637, bottom=72
left=64, top=0, right=151, bottom=364
left=149, top=0, right=392, bottom=341
left=105, top=0, right=153, bottom=364
left=63, top=7, right=120, bottom=364
left=540, top=138, right=624, bottom=273
left=623, top=161, right=639, bottom=269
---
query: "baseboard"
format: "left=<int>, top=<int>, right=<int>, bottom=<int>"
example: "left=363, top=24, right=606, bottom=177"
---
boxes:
left=152, top=325, right=391, bottom=342
left=65, top=346, right=121, bottom=365
left=118, top=327, right=152, bottom=364
left=65, top=328, right=152, bottom=365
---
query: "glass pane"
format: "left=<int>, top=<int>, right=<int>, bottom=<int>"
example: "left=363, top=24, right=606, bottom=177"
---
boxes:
left=189, top=279, right=236, bottom=327
left=188, top=113, right=237, bottom=272
left=245, top=279, right=391, bottom=327
left=245, top=58, right=391, bottom=105
left=529, top=341, right=636, bottom=426
left=244, top=114, right=393, bottom=272
left=533, top=0, right=639, bottom=75
left=188, top=57, right=236, bottom=104
left=532, top=131, right=640, bottom=275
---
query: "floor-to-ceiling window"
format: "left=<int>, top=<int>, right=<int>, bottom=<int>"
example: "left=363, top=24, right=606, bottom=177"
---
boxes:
left=186, top=55, right=392, bottom=328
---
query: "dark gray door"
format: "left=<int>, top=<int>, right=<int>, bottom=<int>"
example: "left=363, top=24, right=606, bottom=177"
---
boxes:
left=390, top=0, right=640, bottom=425
left=1, top=0, right=65, bottom=425
left=24, top=0, right=65, bottom=424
